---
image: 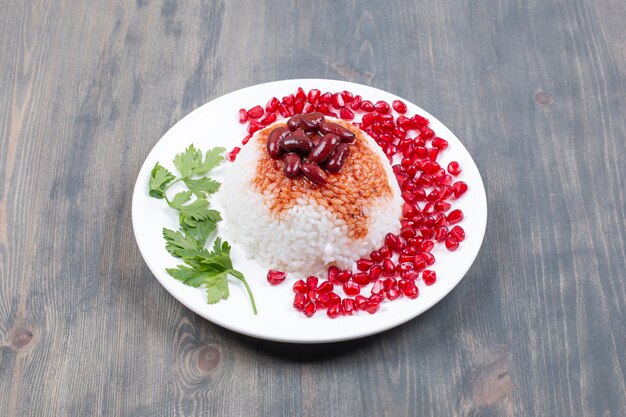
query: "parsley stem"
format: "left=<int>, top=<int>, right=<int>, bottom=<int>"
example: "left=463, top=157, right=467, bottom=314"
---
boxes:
left=232, top=270, right=257, bottom=314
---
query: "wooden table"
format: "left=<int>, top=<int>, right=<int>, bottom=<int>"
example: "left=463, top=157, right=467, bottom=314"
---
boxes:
left=1, top=0, right=625, bottom=415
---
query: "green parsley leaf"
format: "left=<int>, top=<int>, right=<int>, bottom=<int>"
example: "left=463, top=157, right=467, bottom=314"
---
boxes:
left=204, top=272, right=230, bottom=303
left=149, top=163, right=175, bottom=199
left=193, top=147, right=226, bottom=176
left=173, top=145, right=203, bottom=177
left=168, top=191, right=193, bottom=209
left=183, top=177, right=221, bottom=198
left=166, top=265, right=210, bottom=287
left=181, top=219, right=217, bottom=247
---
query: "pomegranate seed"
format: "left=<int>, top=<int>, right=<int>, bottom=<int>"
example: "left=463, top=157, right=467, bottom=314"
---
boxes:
left=350, top=95, right=362, bottom=110
left=370, top=250, right=383, bottom=263
left=294, top=99, right=305, bottom=114
left=421, top=252, right=435, bottom=265
left=293, top=293, right=306, bottom=310
left=360, top=100, right=375, bottom=112
left=339, top=107, right=355, bottom=120
left=371, top=280, right=386, bottom=296
left=354, top=295, right=368, bottom=310
left=397, top=116, right=414, bottom=130
left=293, top=280, right=307, bottom=294
left=282, top=94, right=295, bottom=106
left=403, top=282, right=419, bottom=298
left=412, top=257, right=426, bottom=270
left=392, top=100, right=407, bottom=114
left=247, top=120, right=262, bottom=135
left=398, top=254, right=414, bottom=264
left=435, top=226, right=449, bottom=242
left=365, top=297, right=381, bottom=314
left=295, top=87, right=306, bottom=101
left=303, top=302, right=317, bottom=317
left=453, top=181, right=468, bottom=198
left=445, top=237, right=459, bottom=251
left=421, top=240, right=435, bottom=252
left=260, top=112, right=276, bottom=126
left=422, top=270, right=436, bottom=285
left=353, top=272, right=370, bottom=286
left=419, top=226, right=434, bottom=239
left=241, top=134, right=252, bottom=145
left=387, top=286, right=402, bottom=300
left=238, top=108, right=248, bottom=123
left=447, top=209, right=464, bottom=224
left=411, top=115, right=428, bottom=128
left=343, top=280, right=360, bottom=296
left=382, top=258, right=395, bottom=274
left=379, top=246, right=392, bottom=259
left=368, top=264, right=383, bottom=280
left=420, top=126, right=435, bottom=140
left=306, top=276, right=319, bottom=289
left=432, top=137, right=448, bottom=149
left=307, top=290, right=319, bottom=302
left=317, top=281, right=334, bottom=293
left=307, top=89, right=320, bottom=103
left=383, top=277, right=397, bottom=291
left=428, top=147, right=439, bottom=161
left=357, top=258, right=374, bottom=271
left=278, top=104, right=292, bottom=117
left=384, top=233, right=403, bottom=252
left=267, top=270, right=286, bottom=285
left=327, top=303, right=343, bottom=318
left=316, top=292, right=332, bottom=308
left=374, top=100, right=390, bottom=114
left=434, top=201, right=451, bottom=212
left=396, top=262, right=414, bottom=274
left=327, top=265, right=340, bottom=283
left=400, top=227, right=416, bottom=240
left=331, top=93, right=345, bottom=109
left=447, top=161, right=461, bottom=176
left=341, top=90, right=353, bottom=103
left=403, top=269, right=420, bottom=280
left=265, top=97, right=279, bottom=113
left=337, top=270, right=352, bottom=283
left=226, top=147, right=241, bottom=162
left=319, top=92, right=332, bottom=104
left=450, top=225, right=465, bottom=241
left=342, top=298, right=355, bottom=315
left=247, top=105, right=264, bottom=119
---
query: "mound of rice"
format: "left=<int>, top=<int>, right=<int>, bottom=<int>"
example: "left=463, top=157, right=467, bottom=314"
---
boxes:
left=218, top=118, right=402, bottom=278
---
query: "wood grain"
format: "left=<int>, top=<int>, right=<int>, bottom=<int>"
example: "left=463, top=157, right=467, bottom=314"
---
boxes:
left=1, top=0, right=625, bottom=416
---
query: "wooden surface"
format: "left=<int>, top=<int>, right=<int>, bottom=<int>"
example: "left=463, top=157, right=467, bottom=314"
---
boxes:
left=1, top=0, right=625, bottom=415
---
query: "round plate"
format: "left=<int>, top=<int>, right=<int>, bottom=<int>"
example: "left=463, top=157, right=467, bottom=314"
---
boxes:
left=132, top=79, right=487, bottom=343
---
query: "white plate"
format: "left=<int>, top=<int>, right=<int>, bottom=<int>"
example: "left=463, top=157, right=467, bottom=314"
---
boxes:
left=132, top=79, right=487, bottom=343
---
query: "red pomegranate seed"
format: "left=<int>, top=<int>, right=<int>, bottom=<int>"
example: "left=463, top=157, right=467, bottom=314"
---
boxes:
left=296, top=87, right=306, bottom=101
left=307, top=89, right=320, bottom=103
left=447, top=209, right=464, bottom=224
left=327, top=303, right=343, bottom=318
left=370, top=250, right=383, bottom=263
left=238, top=108, right=248, bottom=123
left=432, top=137, right=448, bottom=149
left=350, top=95, right=362, bottom=110
left=384, top=233, right=403, bottom=252
left=365, top=297, right=381, bottom=314
left=392, top=99, right=408, bottom=114
left=403, top=282, right=419, bottom=298
left=282, top=94, right=295, bottom=106
left=303, top=302, right=317, bottom=317
left=293, top=293, right=306, bottom=310
left=306, top=276, right=319, bottom=289
left=400, top=227, right=416, bottom=240
left=421, top=240, right=435, bottom=253
left=336, top=270, right=352, bottom=283
left=445, top=237, right=459, bottom=251
left=447, top=161, right=461, bottom=176
left=247, top=120, right=263, bottom=135
left=379, top=246, right=392, bottom=259
left=331, top=93, right=344, bottom=109
left=434, top=212, right=448, bottom=226
left=294, top=99, right=305, bottom=114
left=419, top=225, right=434, bottom=239
left=382, top=259, right=395, bottom=275
left=428, top=147, right=439, bottom=161
left=357, top=258, right=374, bottom=271
left=260, top=112, right=276, bottom=126
left=383, top=277, right=397, bottom=291
left=319, top=92, right=332, bottom=104
left=341, top=90, right=354, bottom=103
left=317, top=281, right=334, bottom=293
left=387, top=286, right=402, bottom=300
left=316, top=292, right=332, bottom=308
left=371, top=280, right=386, bottom=296
left=307, top=290, right=319, bottom=302
left=327, top=265, right=340, bottom=283
left=398, top=254, right=414, bottom=264
left=267, top=270, right=286, bottom=285
left=450, top=225, right=465, bottom=241
left=265, top=97, right=279, bottom=113
left=354, top=295, right=368, bottom=310
left=396, top=116, right=414, bottom=131
left=293, top=280, right=307, bottom=294
left=435, top=226, right=449, bottom=242
left=339, top=107, right=355, bottom=120
left=412, top=256, right=426, bottom=270
left=353, top=272, right=370, bottom=286
left=422, top=270, right=436, bottom=285
left=403, top=269, right=420, bottom=280
left=396, top=262, right=414, bottom=274
left=374, top=100, right=390, bottom=114
left=434, top=201, right=451, bottom=212
left=343, top=280, right=360, bottom=296
left=226, top=147, right=241, bottom=162
left=342, top=298, right=355, bottom=315
left=277, top=104, right=292, bottom=117
left=420, top=126, right=435, bottom=140
left=247, top=105, right=264, bottom=119
left=241, top=134, right=252, bottom=145
left=360, top=100, right=375, bottom=112
left=420, top=252, right=435, bottom=265
left=368, top=264, right=383, bottom=280
left=412, top=115, right=428, bottom=128
left=453, top=181, right=468, bottom=198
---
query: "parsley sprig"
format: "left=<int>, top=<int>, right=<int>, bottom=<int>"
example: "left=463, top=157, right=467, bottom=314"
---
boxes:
left=148, top=145, right=257, bottom=314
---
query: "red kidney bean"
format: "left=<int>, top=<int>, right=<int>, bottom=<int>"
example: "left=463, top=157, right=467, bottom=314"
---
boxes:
left=287, top=112, right=325, bottom=131
left=301, top=162, right=327, bottom=185
left=280, top=129, right=314, bottom=155
left=308, top=134, right=340, bottom=164
left=283, top=153, right=302, bottom=178
left=309, top=132, right=323, bottom=146
left=325, top=143, right=350, bottom=173
left=319, top=122, right=355, bottom=143
left=267, top=126, right=289, bottom=159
